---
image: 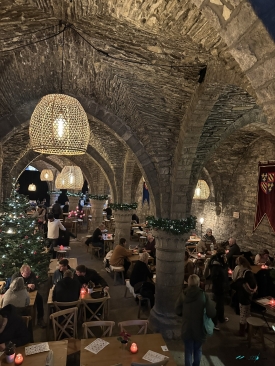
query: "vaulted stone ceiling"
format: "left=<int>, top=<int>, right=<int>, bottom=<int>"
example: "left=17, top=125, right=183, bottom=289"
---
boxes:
left=0, top=0, right=273, bottom=217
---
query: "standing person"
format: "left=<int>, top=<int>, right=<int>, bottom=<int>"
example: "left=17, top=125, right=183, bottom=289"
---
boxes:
left=226, top=237, right=241, bottom=269
left=109, top=238, right=133, bottom=279
left=175, top=274, right=216, bottom=366
left=53, top=270, right=81, bottom=302
left=85, top=223, right=105, bottom=255
left=197, top=228, right=216, bottom=254
left=51, top=201, right=63, bottom=219
left=209, top=248, right=229, bottom=330
left=47, top=213, right=66, bottom=259
left=234, top=257, right=257, bottom=336
left=62, top=201, right=70, bottom=214
left=11, top=264, right=46, bottom=328
left=104, top=206, right=112, bottom=220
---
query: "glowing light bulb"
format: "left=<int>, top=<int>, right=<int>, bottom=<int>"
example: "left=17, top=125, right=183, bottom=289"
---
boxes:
left=195, top=187, right=201, bottom=197
left=45, top=173, right=49, bottom=179
left=53, top=114, right=67, bottom=139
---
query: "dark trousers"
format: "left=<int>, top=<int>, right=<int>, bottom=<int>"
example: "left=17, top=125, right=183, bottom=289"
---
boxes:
left=47, top=238, right=58, bottom=259
left=124, top=259, right=131, bottom=278
left=213, top=293, right=225, bottom=324
left=35, top=292, right=44, bottom=319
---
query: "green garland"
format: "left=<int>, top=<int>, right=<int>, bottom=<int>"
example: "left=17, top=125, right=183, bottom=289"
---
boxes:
left=89, top=194, right=109, bottom=200
left=47, top=191, right=62, bottom=195
left=67, top=191, right=82, bottom=197
left=146, top=215, right=197, bottom=235
left=109, top=203, right=138, bottom=211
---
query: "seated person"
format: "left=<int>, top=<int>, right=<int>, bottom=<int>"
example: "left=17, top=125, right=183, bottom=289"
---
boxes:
left=254, top=249, right=271, bottom=266
left=0, top=304, right=30, bottom=349
left=109, top=238, right=133, bottom=278
left=104, top=206, right=112, bottom=220
left=130, top=252, right=155, bottom=308
left=74, top=265, right=109, bottom=291
left=11, top=264, right=46, bottom=328
left=226, top=237, right=241, bottom=269
left=2, top=278, right=30, bottom=310
left=132, top=214, right=140, bottom=224
left=184, top=251, right=195, bottom=283
left=85, top=224, right=105, bottom=255
left=197, top=228, right=216, bottom=254
left=53, top=270, right=81, bottom=303
left=143, top=233, right=156, bottom=260
left=53, top=258, right=75, bottom=285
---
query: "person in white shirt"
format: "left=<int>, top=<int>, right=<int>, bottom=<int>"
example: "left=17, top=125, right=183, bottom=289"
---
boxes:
left=47, top=213, right=66, bottom=258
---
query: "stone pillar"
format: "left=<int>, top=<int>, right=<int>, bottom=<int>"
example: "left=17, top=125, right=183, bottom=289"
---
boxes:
left=69, top=196, right=79, bottom=212
left=113, top=210, right=133, bottom=245
left=50, top=193, right=60, bottom=206
left=90, top=199, right=105, bottom=232
left=149, top=230, right=188, bottom=339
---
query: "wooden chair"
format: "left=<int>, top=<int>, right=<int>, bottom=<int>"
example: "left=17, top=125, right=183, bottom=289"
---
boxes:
left=50, top=307, right=78, bottom=340
left=53, top=300, right=80, bottom=312
left=110, top=265, right=125, bottom=285
left=136, top=294, right=151, bottom=319
left=131, top=358, right=169, bottom=366
left=247, top=316, right=265, bottom=349
left=81, top=295, right=110, bottom=322
left=118, top=320, right=149, bottom=335
left=82, top=320, right=115, bottom=338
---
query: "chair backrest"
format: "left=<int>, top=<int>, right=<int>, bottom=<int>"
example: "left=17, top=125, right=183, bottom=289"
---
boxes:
left=131, top=358, right=169, bottom=366
left=82, top=321, right=115, bottom=338
left=81, top=295, right=109, bottom=322
left=50, top=307, right=78, bottom=340
left=53, top=300, right=80, bottom=312
left=118, top=320, right=148, bottom=335
left=22, top=316, right=32, bottom=329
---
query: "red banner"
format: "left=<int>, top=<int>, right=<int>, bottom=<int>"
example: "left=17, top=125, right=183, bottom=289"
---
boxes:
left=254, top=163, right=275, bottom=232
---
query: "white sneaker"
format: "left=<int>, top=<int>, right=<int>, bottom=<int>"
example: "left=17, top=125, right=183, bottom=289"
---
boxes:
left=214, top=326, right=220, bottom=331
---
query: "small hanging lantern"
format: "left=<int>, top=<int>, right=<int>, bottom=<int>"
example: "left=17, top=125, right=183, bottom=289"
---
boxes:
left=29, top=94, right=90, bottom=155
left=55, top=173, right=66, bottom=189
left=28, top=183, right=36, bottom=191
left=40, top=169, right=54, bottom=181
left=60, top=166, right=83, bottom=190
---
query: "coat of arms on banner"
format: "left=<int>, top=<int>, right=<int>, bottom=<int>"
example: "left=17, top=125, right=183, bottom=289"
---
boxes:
left=260, top=172, right=275, bottom=194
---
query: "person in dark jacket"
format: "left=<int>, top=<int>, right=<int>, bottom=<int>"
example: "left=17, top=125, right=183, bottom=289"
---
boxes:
left=51, top=201, right=63, bottom=219
left=0, top=304, right=30, bottom=349
left=53, top=259, right=75, bottom=285
left=85, top=224, right=105, bottom=255
left=175, top=274, right=216, bottom=366
left=209, top=248, right=229, bottom=330
left=11, top=264, right=46, bottom=328
left=62, top=201, right=69, bottom=214
left=74, top=265, right=109, bottom=290
left=226, top=237, right=241, bottom=269
left=53, top=270, right=81, bottom=302
left=235, top=257, right=257, bottom=336
left=104, top=206, right=112, bottom=220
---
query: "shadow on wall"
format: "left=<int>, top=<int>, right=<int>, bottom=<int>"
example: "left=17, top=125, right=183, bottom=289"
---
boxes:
left=249, top=0, right=275, bottom=40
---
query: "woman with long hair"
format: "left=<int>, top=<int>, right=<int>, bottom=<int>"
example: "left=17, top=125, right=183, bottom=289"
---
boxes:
left=2, top=277, right=30, bottom=309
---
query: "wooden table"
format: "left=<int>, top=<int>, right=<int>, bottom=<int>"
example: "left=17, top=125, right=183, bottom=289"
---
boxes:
left=1, top=340, right=68, bottom=366
left=80, top=334, right=177, bottom=365
left=128, top=254, right=154, bottom=269
left=103, top=238, right=114, bottom=253
left=251, top=265, right=265, bottom=274
left=48, top=258, right=78, bottom=278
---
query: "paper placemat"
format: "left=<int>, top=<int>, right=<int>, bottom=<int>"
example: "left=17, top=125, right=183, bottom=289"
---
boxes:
left=84, top=338, right=109, bottom=354
left=25, top=342, right=50, bottom=355
left=142, top=350, right=167, bottom=363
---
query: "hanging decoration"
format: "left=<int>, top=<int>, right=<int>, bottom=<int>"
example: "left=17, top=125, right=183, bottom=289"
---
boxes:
left=59, top=166, right=84, bottom=190
left=40, top=169, right=54, bottom=181
left=193, top=180, right=210, bottom=200
left=146, top=215, right=197, bottom=235
left=29, top=94, right=90, bottom=155
left=55, top=173, right=65, bottom=190
left=109, top=203, right=138, bottom=211
left=28, top=183, right=36, bottom=192
left=89, top=194, right=109, bottom=200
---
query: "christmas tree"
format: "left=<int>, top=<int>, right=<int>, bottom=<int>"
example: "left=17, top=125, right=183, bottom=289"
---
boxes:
left=0, top=178, right=51, bottom=282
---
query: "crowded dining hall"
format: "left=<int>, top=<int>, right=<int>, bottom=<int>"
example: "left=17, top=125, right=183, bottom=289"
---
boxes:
left=1, top=1, right=275, bottom=365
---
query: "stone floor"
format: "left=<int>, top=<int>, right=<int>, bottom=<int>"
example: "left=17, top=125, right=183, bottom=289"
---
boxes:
left=33, top=233, right=275, bottom=365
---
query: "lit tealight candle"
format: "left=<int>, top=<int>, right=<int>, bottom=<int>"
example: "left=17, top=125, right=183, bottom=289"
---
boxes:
left=228, top=269, right=232, bottom=275
left=60, top=245, right=64, bottom=250
left=261, top=265, right=266, bottom=269
left=270, top=299, right=275, bottom=306
left=14, top=353, right=24, bottom=365
left=197, top=253, right=201, bottom=257
left=130, top=343, right=138, bottom=354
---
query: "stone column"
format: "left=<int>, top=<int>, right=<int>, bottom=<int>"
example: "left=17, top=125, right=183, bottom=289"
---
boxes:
left=90, top=199, right=105, bottom=232
left=113, top=210, right=133, bottom=245
left=149, top=230, right=188, bottom=339
left=50, top=193, right=60, bottom=206
left=69, top=196, right=79, bottom=212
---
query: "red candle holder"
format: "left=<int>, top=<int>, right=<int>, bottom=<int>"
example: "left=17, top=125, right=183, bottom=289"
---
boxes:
left=14, top=353, right=24, bottom=365
left=60, top=245, right=64, bottom=250
left=270, top=298, right=275, bottom=306
left=130, top=343, right=138, bottom=354
left=228, top=269, right=232, bottom=275
left=197, top=253, right=201, bottom=258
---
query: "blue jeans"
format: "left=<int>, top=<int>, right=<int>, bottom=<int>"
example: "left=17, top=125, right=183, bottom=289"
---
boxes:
left=184, top=339, right=202, bottom=366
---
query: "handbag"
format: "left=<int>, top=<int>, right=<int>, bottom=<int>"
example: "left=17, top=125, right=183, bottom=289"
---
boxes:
left=203, top=293, right=214, bottom=335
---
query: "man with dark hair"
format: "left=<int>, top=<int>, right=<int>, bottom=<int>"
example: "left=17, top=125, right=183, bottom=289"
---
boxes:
left=51, top=201, right=63, bottom=219
left=53, top=259, right=75, bottom=284
left=109, top=238, right=133, bottom=278
left=74, top=265, right=109, bottom=290
left=226, top=237, right=240, bottom=269
left=53, top=270, right=81, bottom=302
left=47, top=213, right=66, bottom=259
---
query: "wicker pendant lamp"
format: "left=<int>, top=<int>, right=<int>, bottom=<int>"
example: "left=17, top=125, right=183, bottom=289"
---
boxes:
left=28, top=183, right=36, bottom=191
left=60, top=166, right=84, bottom=190
left=55, top=173, right=66, bottom=189
left=40, top=169, right=54, bottom=181
left=29, top=94, right=90, bottom=155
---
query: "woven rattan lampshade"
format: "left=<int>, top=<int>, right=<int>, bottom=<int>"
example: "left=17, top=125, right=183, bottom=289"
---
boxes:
left=28, top=183, right=36, bottom=191
left=193, top=180, right=210, bottom=200
left=60, top=166, right=84, bottom=190
left=40, top=169, right=54, bottom=181
left=55, top=173, right=65, bottom=189
left=29, top=94, right=90, bottom=155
